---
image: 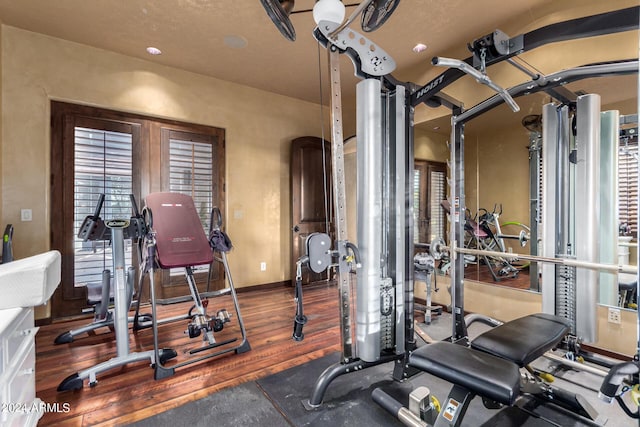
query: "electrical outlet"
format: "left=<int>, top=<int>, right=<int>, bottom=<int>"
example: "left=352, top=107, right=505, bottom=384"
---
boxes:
left=608, top=307, right=621, bottom=324
left=260, top=262, right=267, bottom=272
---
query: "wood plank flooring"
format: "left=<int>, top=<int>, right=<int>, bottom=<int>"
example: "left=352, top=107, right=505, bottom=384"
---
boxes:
left=35, top=272, right=521, bottom=426
left=36, top=281, right=343, bottom=426
left=464, top=263, right=531, bottom=289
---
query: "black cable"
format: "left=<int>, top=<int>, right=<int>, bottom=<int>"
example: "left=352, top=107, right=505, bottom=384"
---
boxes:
left=316, top=41, right=330, bottom=236
left=615, top=395, right=639, bottom=419
left=292, top=274, right=307, bottom=341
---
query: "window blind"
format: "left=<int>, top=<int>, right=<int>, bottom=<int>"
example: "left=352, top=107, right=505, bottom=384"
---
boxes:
left=168, top=138, right=214, bottom=273
left=169, top=139, right=213, bottom=228
left=413, top=169, right=421, bottom=243
left=73, top=127, right=133, bottom=287
left=429, top=169, right=446, bottom=241
left=619, top=142, right=638, bottom=236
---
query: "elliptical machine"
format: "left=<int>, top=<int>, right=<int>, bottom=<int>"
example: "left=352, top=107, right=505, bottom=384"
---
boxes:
left=54, top=195, right=147, bottom=344
left=57, top=194, right=176, bottom=391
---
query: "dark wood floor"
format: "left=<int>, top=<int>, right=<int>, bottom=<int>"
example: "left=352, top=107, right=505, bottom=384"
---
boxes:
left=36, top=268, right=529, bottom=427
left=36, top=282, right=343, bottom=426
left=464, top=263, right=532, bottom=289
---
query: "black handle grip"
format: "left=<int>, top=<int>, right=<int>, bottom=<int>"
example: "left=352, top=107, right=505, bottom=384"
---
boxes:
left=292, top=275, right=307, bottom=341
left=130, top=194, right=141, bottom=217
left=372, top=388, right=403, bottom=417
left=292, top=315, right=307, bottom=341
left=93, top=194, right=105, bottom=219
left=142, top=206, right=153, bottom=230
left=210, top=207, right=223, bottom=232
left=2, top=224, right=14, bottom=263
left=3, top=224, right=13, bottom=241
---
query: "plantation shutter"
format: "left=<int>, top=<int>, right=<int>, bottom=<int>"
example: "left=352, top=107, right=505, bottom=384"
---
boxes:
left=73, top=127, right=133, bottom=288
left=619, top=142, right=638, bottom=236
left=166, top=134, right=215, bottom=276
left=168, top=139, right=214, bottom=231
left=429, top=169, right=446, bottom=241
left=413, top=169, right=421, bottom=243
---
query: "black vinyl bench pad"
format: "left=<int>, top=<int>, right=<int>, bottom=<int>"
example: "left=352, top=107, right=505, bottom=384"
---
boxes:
left=470, top=313, right=570, bottom=367
left=409, top=341, right=521, bottom=406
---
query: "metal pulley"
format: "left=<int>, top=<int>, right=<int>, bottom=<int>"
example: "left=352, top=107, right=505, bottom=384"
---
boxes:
left=306, top=233, right=333, bottom=273
left=429, top=237, right=446, bottom=260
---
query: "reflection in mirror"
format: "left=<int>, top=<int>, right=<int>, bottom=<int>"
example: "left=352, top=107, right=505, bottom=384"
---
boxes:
left=419, top=21, right=637, bottom=314
left=462, top=99, right=543, bottom=292
left=459, top=74, right=638, bottom=310
left=617, top=111, right=638, bottom=311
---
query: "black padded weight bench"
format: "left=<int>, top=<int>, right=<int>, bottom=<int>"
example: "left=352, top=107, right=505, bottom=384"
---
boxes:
left=470, top=313, right=570, bottom=368
left=408, top=341, right=521, bottom=425
left=375, top=313, right=599, bottom=426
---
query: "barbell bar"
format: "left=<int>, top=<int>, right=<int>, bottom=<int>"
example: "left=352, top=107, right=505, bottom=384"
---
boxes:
left=496, top=230, right=529, bottom=247
left=429, top=238, right=639, bottom=275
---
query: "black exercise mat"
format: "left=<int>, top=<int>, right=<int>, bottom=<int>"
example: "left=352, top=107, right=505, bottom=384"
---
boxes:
left=256, top=352, right=411, bottom=427
left=258, top=351, right=600, bottom=427
left=254, top=351, right=567, bottom=427
left=128, top=381, right=290, bottom=427
left=127, top=350, right=612, bottom=426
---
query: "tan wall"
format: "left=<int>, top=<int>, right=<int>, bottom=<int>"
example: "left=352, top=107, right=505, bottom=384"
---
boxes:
left=416, top=276, right=636, bottom=357
left=465, top=124, right=532, bottom=224
left=415, top=127, right=449, bottom=163
left=1, top=25, right=330, bottom=296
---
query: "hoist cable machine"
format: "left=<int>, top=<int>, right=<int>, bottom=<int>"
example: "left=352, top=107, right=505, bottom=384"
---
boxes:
left=262, top=0, right=640, bottom=416
left=262, top=0, right=418, bottom=407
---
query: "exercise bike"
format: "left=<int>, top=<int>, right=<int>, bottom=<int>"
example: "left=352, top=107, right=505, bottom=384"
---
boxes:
left=54, top=195, right=147, bottom=344
left=57, top=194, right=176, bottom=391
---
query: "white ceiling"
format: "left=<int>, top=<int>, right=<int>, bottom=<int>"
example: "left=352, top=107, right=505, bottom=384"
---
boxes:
left=0, top=0, right=636, bottom=130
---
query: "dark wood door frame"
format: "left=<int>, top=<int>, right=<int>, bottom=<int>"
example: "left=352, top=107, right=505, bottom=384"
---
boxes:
left=290, top=136, right=333, bottom=285
left=50, top=101, right=225, bottom=319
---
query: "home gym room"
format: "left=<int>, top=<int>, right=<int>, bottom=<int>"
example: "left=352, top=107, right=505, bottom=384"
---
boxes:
left=0, top=0, right=638, bottom=426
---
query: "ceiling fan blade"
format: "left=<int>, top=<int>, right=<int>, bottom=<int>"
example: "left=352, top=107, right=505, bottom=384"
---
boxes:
left=260, top=0, right=296, bottom=41
left=361, top=0, right=400, bottom=32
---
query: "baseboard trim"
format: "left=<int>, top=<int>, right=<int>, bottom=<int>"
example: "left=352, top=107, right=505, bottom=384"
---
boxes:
left=236, top=280, right=291, bottom=293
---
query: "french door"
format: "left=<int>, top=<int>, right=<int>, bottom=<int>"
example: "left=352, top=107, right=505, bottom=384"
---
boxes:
left=50, top=102, right=225, bottom=318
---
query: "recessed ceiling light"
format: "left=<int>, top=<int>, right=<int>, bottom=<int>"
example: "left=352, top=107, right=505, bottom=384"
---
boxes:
left=146, top=46, right=162, bottom=55
left=224, top=35, right=248, bottom=49
left=412, top=43, right=427, bottom=53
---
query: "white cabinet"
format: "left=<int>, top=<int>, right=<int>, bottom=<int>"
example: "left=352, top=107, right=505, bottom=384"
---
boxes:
left=0, top=250, right=61, bottom=425
left=0, top=251, right=61, bottom=310
left=0, top=307, right=42, bottom=427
